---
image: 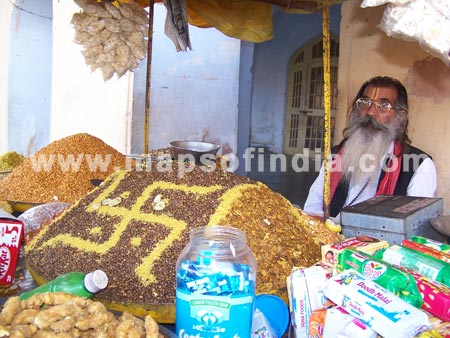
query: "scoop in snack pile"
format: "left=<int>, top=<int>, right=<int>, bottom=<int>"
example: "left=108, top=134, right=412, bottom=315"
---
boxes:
left=24, top=160, right=341, bottom=322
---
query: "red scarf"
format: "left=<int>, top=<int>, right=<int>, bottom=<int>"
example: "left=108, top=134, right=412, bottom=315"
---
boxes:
left=329, top=141, right=403, bottom=201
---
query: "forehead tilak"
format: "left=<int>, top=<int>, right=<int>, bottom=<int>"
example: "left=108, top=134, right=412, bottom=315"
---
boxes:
left=364, top=86, right=380, bottom=99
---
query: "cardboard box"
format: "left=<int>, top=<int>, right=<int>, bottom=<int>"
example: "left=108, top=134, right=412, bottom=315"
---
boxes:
left=0, top=210, right=24, bottom=285
left=341, top=195, right=444, bottom=245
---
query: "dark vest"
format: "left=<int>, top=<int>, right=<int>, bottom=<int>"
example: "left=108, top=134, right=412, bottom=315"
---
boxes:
left=329, top=143, right=431, bottom=217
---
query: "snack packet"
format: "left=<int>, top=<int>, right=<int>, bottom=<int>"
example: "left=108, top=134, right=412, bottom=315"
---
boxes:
left=402, top=239, right=450, bottom=263
left=374, top=245, right=450, bottom=286
left=322, top=306, right=377, bottom=338
left=337, top=248, right=423, bottom=307
left=410, top=236, right=450, bottom=254
left=322, top=270, right=430, bottom=338
left=0, top=210, right=24, bottom=285
left=321, top=236, right=389, bottom=267
left=398, top=266, right=450, bottom=321
left=287, top=265, right=331, bottom=338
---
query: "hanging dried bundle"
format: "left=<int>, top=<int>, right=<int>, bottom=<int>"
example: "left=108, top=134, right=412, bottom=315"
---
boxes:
left=71, top=0, right=149, bottom=81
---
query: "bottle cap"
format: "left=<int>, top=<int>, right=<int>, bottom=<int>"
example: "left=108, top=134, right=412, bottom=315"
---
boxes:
left=84, top=270, right=108, bottom=293
left=255, top=294, right=290, bottom=337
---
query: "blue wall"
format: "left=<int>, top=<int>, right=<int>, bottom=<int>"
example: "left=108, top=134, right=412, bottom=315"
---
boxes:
left=8, top=0, right=52, bottom=155
left=250, top=4, right=342, bottom=153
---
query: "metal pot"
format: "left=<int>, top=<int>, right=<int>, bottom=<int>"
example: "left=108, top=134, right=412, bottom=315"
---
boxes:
left=170, top=141, right=220, bottom=165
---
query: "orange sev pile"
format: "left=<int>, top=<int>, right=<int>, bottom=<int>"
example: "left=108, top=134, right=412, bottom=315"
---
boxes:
left=0, top=133, right=127, bottom=204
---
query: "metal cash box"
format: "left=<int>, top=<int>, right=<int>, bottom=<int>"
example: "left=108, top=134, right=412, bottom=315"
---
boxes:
left=341, top=195, right=444, bottom=245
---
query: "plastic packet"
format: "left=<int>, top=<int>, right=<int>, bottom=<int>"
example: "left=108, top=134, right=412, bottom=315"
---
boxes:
left=322, top=270, right=430, bottom=338
left=411, top=236, right=450, bottom=253
left=402, top=239, right=450, bottom=263
left=374, top=245, right=450, bottom=286
left=287, top=265, right=331, bottom=338
left=337, top=248, right=423, bottom=307
left=397, top=266, right=450, bottom=321
left=252, top=308, right=277, bottom=338
left=378, top=0, right=450, bottom=66
left=361, top=0, right=412, bottom=7
left=18, top=202, right=70, bottom=235
left=322, top=306, right=377, bottom=338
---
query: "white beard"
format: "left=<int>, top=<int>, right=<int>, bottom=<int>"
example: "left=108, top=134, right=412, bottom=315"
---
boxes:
left=340, top=116, right=398, bottom=185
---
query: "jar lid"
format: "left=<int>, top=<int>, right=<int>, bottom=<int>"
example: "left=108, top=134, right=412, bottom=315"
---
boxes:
left=255, top=294, right=289, bottom=337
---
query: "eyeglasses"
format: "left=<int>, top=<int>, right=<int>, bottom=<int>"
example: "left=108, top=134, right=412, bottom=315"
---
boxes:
left=355, top=98, right=393, bottom=114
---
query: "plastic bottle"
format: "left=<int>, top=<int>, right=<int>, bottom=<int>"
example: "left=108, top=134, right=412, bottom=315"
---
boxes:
left=175, top=225, right=257, bottom=338
left=20, top=270, right=108, bottom=300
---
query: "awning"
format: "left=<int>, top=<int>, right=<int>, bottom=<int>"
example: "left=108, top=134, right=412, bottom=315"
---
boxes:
left=134, top=0, right=345, bottom=43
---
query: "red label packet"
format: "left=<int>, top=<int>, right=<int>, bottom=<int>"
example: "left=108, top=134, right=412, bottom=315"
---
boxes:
left=0, top=210, right=24, bottom=285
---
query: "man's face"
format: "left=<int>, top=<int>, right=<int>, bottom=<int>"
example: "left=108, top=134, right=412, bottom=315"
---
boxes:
left=347, top=84, right=399, bottom=142
left=358, top=85, right=398, bottom=125
left=342, top=84, right=402, bottom=183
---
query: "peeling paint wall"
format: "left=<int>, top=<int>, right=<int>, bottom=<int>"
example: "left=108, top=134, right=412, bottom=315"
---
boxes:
left=338, top=0, right=450, bottom=214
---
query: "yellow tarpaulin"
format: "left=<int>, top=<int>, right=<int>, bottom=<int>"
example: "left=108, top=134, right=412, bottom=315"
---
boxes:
left=187, top=0, right=273, bottom=43
left=130, top=0, right=344, bottom=43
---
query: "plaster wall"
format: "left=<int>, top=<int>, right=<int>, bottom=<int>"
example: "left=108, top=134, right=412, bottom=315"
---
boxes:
left=130, top=4, right=241, bottom=156
left=51, top=0, right=132, bottom=154
left=338, top=0, right=450, bottom=213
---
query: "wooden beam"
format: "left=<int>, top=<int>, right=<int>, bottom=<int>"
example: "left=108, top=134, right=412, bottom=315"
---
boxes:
left=143, top=0, right=155, bottom=155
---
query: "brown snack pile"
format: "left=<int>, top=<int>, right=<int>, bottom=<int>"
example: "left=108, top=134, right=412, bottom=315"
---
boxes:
left=0, top=133, right=127, bottom=204
left=0, top=292, right=162, bottom=337
left=25, top=162, right=341, bottom=322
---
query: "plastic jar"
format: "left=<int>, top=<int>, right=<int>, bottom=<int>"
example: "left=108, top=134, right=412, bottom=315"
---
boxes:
left=175, top=225, right=257, bottom=338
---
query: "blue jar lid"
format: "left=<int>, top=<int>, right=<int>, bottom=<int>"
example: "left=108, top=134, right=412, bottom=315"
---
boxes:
left=255, top=294, right=290, bottom=337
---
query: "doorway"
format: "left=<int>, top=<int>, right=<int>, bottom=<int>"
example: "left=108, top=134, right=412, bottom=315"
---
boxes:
left=284, top=35, right=339, bottom=156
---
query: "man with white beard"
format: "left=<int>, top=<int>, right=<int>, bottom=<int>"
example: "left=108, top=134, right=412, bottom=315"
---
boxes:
left=303, top=76, right=437, bottom=221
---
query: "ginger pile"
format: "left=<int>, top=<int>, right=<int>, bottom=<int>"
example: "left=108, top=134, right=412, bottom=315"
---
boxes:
left=0, top=292, right=162, bottom=337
